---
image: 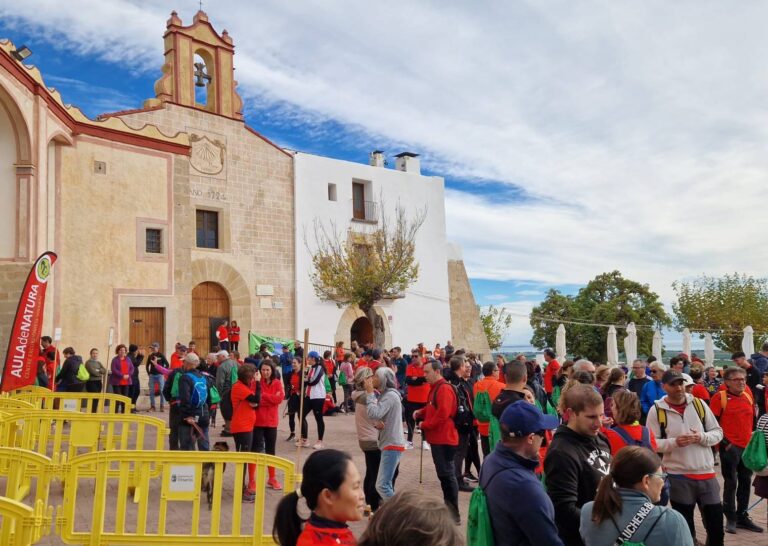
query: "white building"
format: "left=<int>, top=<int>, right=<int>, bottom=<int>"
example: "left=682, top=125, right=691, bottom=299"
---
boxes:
left=294, top=150, right=453, bottom=350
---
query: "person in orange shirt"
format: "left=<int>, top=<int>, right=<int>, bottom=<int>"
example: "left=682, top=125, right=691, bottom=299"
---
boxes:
left=215, top=320, right=229, bottom=352
left=169, top=344, right=187, bottom=370
left=404, top=353, right=431, bottom=449
left=433, top=344, right=443, bottom=361
left=474, top=361, right=503, bottom=457
left=334, top=341, right=346, bottom=365
left=688, top=368, right=711, bottom=401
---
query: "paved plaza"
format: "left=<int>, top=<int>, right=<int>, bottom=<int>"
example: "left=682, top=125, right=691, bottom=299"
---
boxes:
left=35, top=395, right=768, bottom=545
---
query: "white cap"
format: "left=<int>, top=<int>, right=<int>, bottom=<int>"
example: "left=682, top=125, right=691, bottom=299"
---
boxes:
left=216, top=350, right=229, bottom=358
left=681, top=373, right=694, bottom=387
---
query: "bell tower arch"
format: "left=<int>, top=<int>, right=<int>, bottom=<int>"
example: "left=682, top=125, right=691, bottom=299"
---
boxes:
left=145, top=10, right=244, bottom=119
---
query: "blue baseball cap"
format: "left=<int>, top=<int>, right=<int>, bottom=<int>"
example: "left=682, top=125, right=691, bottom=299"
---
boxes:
left=307, top=351, right=321, bottom=359
left=500, top=401, right=559, bottom=438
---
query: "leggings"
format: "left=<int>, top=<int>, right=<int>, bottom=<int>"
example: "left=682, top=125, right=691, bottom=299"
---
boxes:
left=252, top=427, right=277, bottom=455
left=328, top=377, right=338, bottom=404
left=464, top=427, right=481, bottom=475
left=404, top=401, right=426, bottom=442
left=233, top=431, right=253, bottom=453
left=301, top=398, right=325, bottom=441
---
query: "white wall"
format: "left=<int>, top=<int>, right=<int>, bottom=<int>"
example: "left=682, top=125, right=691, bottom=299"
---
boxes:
left=0, top=104, right=16, bottom=258
left=294, top=152, right=451, bottom=350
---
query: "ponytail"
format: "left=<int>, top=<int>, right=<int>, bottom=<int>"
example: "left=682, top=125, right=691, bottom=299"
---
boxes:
left=272, top=492, right=303, bottom=546
left=591, top=474, right=622, bottom=524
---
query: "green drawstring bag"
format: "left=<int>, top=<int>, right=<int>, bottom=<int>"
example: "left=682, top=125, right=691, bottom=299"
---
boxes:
left=324, top=374, right=332, bottom=393
left=467, top=472, right=498, bottom=546
left=743, top=429, right=768, bottom=473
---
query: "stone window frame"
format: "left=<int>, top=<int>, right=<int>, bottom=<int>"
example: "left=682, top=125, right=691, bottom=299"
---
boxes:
left=136, top=218, right=169, bottom=263
left=194, top=205, right=230, bottom=253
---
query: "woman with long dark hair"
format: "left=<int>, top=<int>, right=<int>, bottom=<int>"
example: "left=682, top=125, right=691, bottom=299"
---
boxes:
left=299, top=351, right=326, bottom=449
left=272, top=449, right=364, bottom=546
left=580, top=446, right=692, bottom=545
left=253, top=358, right=285, bottom=490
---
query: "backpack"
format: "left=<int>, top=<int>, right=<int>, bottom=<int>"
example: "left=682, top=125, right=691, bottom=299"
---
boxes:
left=338, top=370, right=347, bottom=387
left=435, top=382, right=473, bottom=431
left=654, top=397, right=707, bottom=439
left=208, top=383, right=221, bottom=405
left=611, top=425, right=652, bottom=449
left=712, top=389, right=754, bottom=416
left=467, top=467, right=507, bottom=546
left=473, top=391, right=492, bottom=423
left=185, top=372, right=208, bottom=409
left=743, top=429, right=768, bottom=474
left=76, top=363, right=90, bottom=382
left=218, top=366, right=239, bottom=420
left=488, top=414, right=502, bottom=451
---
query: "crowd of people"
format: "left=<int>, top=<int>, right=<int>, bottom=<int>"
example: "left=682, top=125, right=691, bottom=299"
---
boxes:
left=29, top=334, right=768, bottom=545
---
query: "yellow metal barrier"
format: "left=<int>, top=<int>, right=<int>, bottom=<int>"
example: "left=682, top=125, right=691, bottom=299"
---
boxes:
left=0, top=497, right=52, bottom=546
left=0, top=397, right=35, bottom=410
left=58, top=450, right=297, bottom=545
left=0, top=447, right=57, bottom=511
left=10, top=385, right=51, bottom=395
left=12, top=391, right=133, bottom=414
left=0, top=411, right=167, bottom=465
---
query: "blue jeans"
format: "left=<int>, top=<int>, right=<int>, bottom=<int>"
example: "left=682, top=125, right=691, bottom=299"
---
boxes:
left=375, top=449, right=401, bottom=500
left=148, top=374, right=165, bottom=408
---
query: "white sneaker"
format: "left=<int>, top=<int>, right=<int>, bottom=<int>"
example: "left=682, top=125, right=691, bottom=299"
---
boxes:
left=312, top=441, right=324, bottom=450
left=405, top=441, right=414, bottom=450
left=422, top=441, right=430, bottom=451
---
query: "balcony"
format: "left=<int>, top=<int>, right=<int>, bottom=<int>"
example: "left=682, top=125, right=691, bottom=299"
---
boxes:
left=352, top=200, right=378, bottom=223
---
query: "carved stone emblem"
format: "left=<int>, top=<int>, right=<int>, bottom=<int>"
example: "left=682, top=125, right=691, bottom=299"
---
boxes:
left=190, top=134, right=226, bottom=175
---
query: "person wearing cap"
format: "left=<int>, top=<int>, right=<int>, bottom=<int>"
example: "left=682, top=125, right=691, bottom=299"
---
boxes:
left=709, top=366, right=763, bottom=534
left=480, top=400, right=562, bottom=546
left=299, top=351, right=327, bottom=449
left=177, top=353, right=212, bottom=451
left=169, top=344, right=187, bottom=371
left=646, top=369, right=724, bottom=546
left=146, top=342, right=169, bottom=412
left=214, top=350, right=238, bottom=436
left=544, top=384, right=611, bottom=546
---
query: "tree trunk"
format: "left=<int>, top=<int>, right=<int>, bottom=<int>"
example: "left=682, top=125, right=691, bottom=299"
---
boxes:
left=362, top=304, right=386, bottom=349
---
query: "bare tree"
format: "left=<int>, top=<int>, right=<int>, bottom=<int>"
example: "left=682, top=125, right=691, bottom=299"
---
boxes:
left=306, top=200, right=426, bottom=348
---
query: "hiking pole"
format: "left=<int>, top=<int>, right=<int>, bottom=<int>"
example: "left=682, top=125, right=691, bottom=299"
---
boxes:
left=747, top=498, right=764, bottom=513
left=295, top=329, right=309, bottom=474
left=419, top=427, right=424, bottom=484
left=101, top=327, right=114, bottom=411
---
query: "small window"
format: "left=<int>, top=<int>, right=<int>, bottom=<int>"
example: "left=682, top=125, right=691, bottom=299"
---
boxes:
left=328, top=183, right=337, bottom=201
left=145, top=228, right=162, bottom=254
left=196, top=210, right=219, bottom=249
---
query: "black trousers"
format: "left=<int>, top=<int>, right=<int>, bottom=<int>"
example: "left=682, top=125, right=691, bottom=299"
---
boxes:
left=404, top=401, right=426, bottom=442
left=671, top=501, right=724, bottom=546
left=113, top=384, right=129, bottom=413
left=464, top=427, right=481, bottom=475
left=328, top=376, right=337, bottom=404
left=282, top=371, right=293, bottom=400
left=431, top=444, right=459, bottom=519
left=252, top=427, right=277, bottom=456
left=720, top=444, right=753, bottom=519
left=301, top=398, right=325, bottom=441
left=362, top=448, right=400, bottom=512
left=233, top=431, right=253, bottom=453
left=85, top=381, right=102, bottom=412
left=480, top=434, right=491, bottom=458
left=168, top=404, right=182, bottom=450
left=453, top=430, right=470, bottom=482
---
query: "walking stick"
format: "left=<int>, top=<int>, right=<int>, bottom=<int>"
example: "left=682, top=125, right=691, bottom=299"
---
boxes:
left=295, top=329, right=310, bottom=473
left=101, top=327, right=113, bottom=412
left=419, top=432, right=424, bottom=484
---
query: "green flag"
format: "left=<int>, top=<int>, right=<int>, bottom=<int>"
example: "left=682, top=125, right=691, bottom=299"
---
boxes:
left=248, top=332, right=295, bottom=355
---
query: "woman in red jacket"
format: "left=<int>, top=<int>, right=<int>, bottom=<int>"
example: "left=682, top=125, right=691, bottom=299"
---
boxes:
left=230, top=364, right=261, bottom=502
left=228, top=320, right=241, bottom=352
left=273, top=449, right=364, bottom=546
left=253, top=359, right=285, bottom=490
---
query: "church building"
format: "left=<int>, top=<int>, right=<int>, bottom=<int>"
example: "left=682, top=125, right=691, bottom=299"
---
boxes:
left=0, top=10, right=489, bottom=360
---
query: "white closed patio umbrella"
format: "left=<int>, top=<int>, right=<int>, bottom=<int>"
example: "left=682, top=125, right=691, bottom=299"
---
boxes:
left=607, top=325, right=619, bottom=366
left=704, top=333, right=715, bottom=367
left=652, top=330, right=663, bottom=362
left=742, top=326, right=755, bottom=356
left=682, top=328, right=691, bottom=358
left=624, top=322, right=638, bottom=367
left=556, top=324, right=566, bottom=362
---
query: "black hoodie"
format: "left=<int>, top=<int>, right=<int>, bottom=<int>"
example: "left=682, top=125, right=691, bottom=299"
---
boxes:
left=544, top=424, right=611, bottom=546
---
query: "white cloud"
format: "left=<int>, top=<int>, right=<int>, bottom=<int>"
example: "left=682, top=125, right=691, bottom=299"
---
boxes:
left=6, top=1, right=768, bottom=323
left=483, top=294, right=509, bottom=301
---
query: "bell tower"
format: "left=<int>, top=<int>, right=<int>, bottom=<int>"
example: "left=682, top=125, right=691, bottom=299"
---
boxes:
left=144, top=10, right=244, bottom=120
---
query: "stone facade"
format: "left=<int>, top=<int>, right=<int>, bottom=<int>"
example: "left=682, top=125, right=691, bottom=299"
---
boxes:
left=448, top=258, right=491, bottom=359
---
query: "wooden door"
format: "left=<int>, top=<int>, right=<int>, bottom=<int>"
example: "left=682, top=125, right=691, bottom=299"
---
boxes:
left=129, top=308, right=165, bottom=354
left=192, top=282, right=230, bottom=354
left=352, top=182, right=365, bottom=220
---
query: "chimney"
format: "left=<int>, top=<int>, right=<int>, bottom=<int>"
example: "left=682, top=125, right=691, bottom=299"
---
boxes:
left=394, top=152, right=420, bottom=174
left=369, top=150, right=385, bottom=167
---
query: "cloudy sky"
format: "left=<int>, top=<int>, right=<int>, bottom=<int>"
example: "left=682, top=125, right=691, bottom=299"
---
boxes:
left=3, top=0, right=767, bottom=348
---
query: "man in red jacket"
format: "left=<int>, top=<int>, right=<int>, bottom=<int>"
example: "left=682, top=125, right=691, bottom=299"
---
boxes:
left=414, top=359, right=460, bottom=524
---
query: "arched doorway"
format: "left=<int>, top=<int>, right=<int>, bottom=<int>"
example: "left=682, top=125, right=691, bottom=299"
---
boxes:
left=350, top=316, right=373, bottom=347
left=192, top=282, right=230, bottom=354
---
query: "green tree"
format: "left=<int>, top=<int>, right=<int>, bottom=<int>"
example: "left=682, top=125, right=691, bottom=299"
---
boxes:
left=479, top=305, right=512, bottom=350
left=530, top=271, right=670, bottom=362
left=672, top=273, right=768, bottom=351
left=307, top=201, right=426, bottom=348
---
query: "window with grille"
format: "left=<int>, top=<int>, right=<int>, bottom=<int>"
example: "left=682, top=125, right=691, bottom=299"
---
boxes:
left=196, top=210, right=219, bottom=249
left=145, top=228, right=162, bottom=254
